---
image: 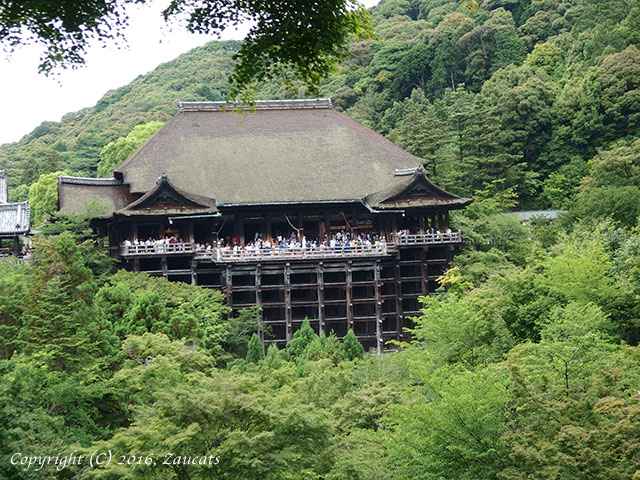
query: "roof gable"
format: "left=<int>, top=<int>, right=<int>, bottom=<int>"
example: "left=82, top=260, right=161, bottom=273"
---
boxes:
left=365, top=169, right=471, bottom=210
left=115, top=175, right=217, bottom=216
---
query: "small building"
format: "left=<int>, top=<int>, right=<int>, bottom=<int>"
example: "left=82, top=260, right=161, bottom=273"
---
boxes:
left=58, top=98, right=471, bottom=352
left=0, top=171, right=31, bottom=256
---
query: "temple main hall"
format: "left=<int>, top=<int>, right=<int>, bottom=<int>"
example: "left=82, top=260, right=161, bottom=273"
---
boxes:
left=58, top=98, right=471, bottom=352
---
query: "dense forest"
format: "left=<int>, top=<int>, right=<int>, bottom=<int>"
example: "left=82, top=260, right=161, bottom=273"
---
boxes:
left=1, top=0, right=640, bottom=478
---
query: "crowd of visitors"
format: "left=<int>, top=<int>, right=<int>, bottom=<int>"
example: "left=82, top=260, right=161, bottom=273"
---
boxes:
left=121, top=227, right=454, bottom=256
left=196, top=230, right=387, bottom=255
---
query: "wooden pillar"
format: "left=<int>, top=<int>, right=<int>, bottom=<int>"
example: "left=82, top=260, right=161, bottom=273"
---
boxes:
left=324, top=211, right=331, bottom=241
left=264, top=214, right=272, bottom=241
left=317, top=263, right=325, bottom=334
left=346, top=261, right=354, bottom=331
left=186, top=222, right=194, bottom=243
left=420, top=247, right=429, bottom=297
left=234, top=214, right=244, bottom=245
left=132, top=257, right=140, bottom=273
left=161, top=256, right=168, bottom=279
left=374, top=260, right=383, bottom=355
left=297, top=211, right=304, bottom=241
left=12, top=236, right=19, bottom=256
left=445, top=211, right=450, bottom=228
left=430, top=214, right=436, bottom=231
left=419, top=215, right=425, bottom=234
left=255, top=265, right=264, bottom=341
left=224, top=265, right=233, bottom=308
left=191, top=259, right=198, bottom=286
left=391, top=215, right=397, bottom=241
left=393, top=254, right=404, bottom=341
left=351, top=208, right=358, bottom=236
left=284, top=263, right=292, bottom=341
left=130, top=223, right=138, bottom=241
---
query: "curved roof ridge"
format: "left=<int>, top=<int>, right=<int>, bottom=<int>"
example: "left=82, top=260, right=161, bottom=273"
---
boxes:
left=179, top=98, right=332, bottom=112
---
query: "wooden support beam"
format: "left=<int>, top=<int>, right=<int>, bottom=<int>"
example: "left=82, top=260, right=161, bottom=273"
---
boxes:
left=191, top=259, right=198, bottom=286
left=420, top=247, right=429, bottom=297
left=284, top=263, right=292, bottom=341
left=186, top=222, right=194, bottom=243
left=374, top=260, right=383, bottom=355
left=445, top=210, right=450, bottom=228
left=130, top=223, right=138, bottom=242
left=324, top=211, right=331, bottom=241
left=297, top=211, right=304, bottom=241
left=317, top=263, right=325, bottom=334
left=255, top=265, right=264, bottom=342
left=419, top=215, right=425, bottom=234
left=393, top=253, right=404, bottom=341
left=132, top=257, right=140, bottom=273
left=264, top=214, right=272, bottom=241
left=161, top=256, right=168, bottom=279
left=346, top=262, right=354, bottom=331
left=391, top=215, right=397, bottom=241
left=224, top=265, right=233, bottom=308
left=234, top=214, right=244, bottom=246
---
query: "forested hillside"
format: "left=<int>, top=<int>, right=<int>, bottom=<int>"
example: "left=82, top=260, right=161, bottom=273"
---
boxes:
left=2, top=1, right=640, bottom=478
left=2, top=0, right=639, bottom=212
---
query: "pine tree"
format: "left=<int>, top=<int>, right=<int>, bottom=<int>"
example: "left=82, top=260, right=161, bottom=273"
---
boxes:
left=265, top=343, right=281, bottom=368
left=285, top=318, right=318, bottom=360
left=339, top=329, right=365, bottom=361
left=305, top=331, right=328, bottom=361
left=246, top=333, right=265, bottom=363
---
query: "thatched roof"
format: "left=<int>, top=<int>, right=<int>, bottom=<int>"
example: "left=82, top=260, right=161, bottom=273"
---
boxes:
left=59, top=99, right=470, bottom=215
left=58, top=176, right=134, bottom=215
left=116, top=100, right=435, bottom=204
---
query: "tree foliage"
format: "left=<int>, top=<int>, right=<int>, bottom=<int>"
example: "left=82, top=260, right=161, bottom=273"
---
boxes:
left=96, top=121, right=164, bottom=177
left=1, top=0, right=373, bottom=96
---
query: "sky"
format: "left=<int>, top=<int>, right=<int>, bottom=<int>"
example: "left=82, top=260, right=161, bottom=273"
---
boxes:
left=0, top=0, right=379, bottom=146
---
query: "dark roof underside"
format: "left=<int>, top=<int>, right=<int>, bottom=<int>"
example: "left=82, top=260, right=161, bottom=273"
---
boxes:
left=115, top=108, right=426, bottom=204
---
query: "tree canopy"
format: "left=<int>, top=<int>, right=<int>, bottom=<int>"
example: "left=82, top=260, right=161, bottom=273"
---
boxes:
left=0, top=0, right=373, bottom=95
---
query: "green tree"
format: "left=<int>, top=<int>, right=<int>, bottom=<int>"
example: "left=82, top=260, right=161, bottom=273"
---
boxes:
left=28, top=170, right=64, bottom=224
left=8, top=184, right=29, bottom=202
left=571, top=139, right=640, bottom=227
left=1, top=0, right=373, bottom=95
left=285, top=318, right=318, bottom=360
left=96, top=121, right=164, bottom=176
left=339, top=329, right=365, bottom=361
left=501, top=303, right=640, bottom=480
left=246, top=333, right=265, bottom=363
left=22, top=232, right=119, bottom=372
left=388, top=364, right=511, bottom=480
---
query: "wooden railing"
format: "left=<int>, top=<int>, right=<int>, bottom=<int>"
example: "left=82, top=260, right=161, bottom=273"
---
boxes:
left=120, top=242, right=195, bottom=256
left=197, top=244, right=389, bottom=262
left=118, top=232, right=462, bottom=260
left=396, top=232, right=461, bottom=245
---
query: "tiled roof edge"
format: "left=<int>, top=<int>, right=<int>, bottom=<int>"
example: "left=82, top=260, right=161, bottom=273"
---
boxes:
left=58, top=176, right=122, bottom=186
left=178, top=98, right=332, bottom=112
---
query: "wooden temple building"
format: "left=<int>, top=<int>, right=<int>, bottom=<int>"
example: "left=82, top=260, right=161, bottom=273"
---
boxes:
left=0, top=171, right=30, bottom=256
left=58, top=99, right=471, bottom=352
